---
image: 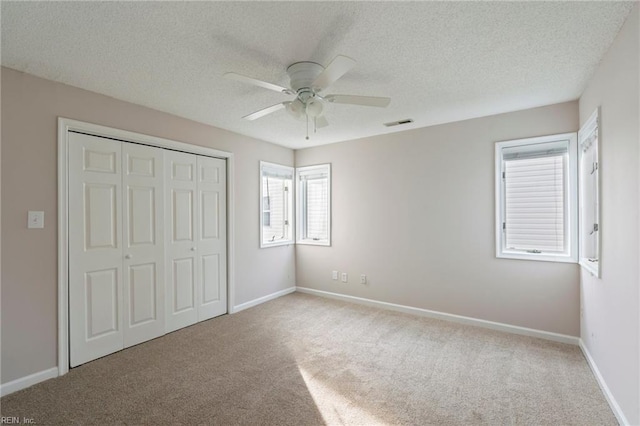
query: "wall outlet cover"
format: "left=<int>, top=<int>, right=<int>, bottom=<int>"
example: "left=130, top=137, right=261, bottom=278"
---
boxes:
left=28, top=211, right=45, bottom=229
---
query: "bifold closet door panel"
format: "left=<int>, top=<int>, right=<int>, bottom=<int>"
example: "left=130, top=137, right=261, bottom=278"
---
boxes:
left=165, top=151, right=199, bottom=333
left=69, top=132, right=124, bottom=367
left=197, top=156, right=227, bottom=321
left=122, top=143, right=165, bottom=348
left=69, top=130, right=228, bottom=366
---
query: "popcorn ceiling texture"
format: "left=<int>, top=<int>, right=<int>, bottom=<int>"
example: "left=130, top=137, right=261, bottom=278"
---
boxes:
left=1, top=2, right=634, bottom=148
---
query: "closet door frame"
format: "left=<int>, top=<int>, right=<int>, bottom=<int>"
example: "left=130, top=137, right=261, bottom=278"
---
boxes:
left=57, top=117, right=235, bottom=377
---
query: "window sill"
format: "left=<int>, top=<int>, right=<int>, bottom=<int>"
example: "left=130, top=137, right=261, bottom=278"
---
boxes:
left=260, top=240, right=294, bottom=249
left=497, top=251, right=577, bottom=264
left=297, top=239, right=331, bottom=247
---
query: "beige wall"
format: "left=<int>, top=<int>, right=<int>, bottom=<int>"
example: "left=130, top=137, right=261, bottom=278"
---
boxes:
left=578, top=5, right=639, bottom=424
left=0, top=68, right=295, bottom=384
left=296, top=102, right=580, bottom=336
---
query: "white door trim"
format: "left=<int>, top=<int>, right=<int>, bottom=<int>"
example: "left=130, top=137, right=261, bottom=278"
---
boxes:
left=57, top=117, right=236, bottom=376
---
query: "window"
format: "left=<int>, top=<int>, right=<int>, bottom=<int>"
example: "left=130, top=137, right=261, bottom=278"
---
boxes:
left=495, top=133, right=577, bottom=262
left=578, top=109, right=600, bottom=277
left=262, top=196, right=271, bottom=227
left=296, top=164, right=331, bottom=246
left=260, top=161, right=293, bottom=248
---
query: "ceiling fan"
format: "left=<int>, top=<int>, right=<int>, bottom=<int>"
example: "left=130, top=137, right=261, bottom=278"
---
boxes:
left=224, top=55, right=391, bottom=139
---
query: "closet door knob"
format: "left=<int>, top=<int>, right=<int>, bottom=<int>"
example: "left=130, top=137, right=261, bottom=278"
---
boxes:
left=190, top=247, right=196, bottom=251
left=125, top=254, right=132, bottom=259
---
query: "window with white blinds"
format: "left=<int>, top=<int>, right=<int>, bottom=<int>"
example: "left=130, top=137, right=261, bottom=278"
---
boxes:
left=496, top=133, right=577, bottom=262
left=297, top=164, right=331, bottom=246
left=504, top=148, right=566, bottom=252
left=260, top=162, right=294, bottom=248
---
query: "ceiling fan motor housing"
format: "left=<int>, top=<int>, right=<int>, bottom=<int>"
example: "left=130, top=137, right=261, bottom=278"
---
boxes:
left=286, top=62, right=327, bottom=119
left=287, top=62, right=324, bottom=93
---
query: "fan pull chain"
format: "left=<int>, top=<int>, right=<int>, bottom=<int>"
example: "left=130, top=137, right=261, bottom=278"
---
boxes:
left=306, top=114, right=309, bottom=140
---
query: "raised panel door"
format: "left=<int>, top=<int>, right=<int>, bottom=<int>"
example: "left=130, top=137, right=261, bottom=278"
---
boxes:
left=69, top=132, right=124, bottom=367
left=122, top=143, right=165, bottom=347
left=165, top=151, right=198, bottom=332
left=197, top=156, right=227, bottom=320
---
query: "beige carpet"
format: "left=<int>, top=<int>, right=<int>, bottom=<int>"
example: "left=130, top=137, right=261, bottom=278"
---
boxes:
left=1, top=293, right=615, bottom=425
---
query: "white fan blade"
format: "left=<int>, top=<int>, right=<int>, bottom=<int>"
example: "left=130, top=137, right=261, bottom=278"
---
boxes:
left=312, top=55, right=356, bottom=91
left=242, top=103, right=285, bottom=120
left=325, top=94, right=391, bottom=108
left=316, top=116, right=329, bottom=128
left=224, top=72, right=294, bottom=94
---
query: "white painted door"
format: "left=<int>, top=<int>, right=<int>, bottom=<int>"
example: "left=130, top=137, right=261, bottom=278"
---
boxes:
left=122, top=143, right=165, bottom=347
left=197, top=156, right=227, bottom=320
left=69, top=130, right=228, bottom=366
left=165, top=152, right=199, bottom=332
left=69, top=132, right=124, bottom=367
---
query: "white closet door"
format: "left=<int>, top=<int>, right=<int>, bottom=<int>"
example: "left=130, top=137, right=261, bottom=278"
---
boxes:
left=69, top=132, right=124, bottom=367
left=122, top=143, right=165, bottom=347
left=69, top=130, right=228, bottom=366
left=197, top=156, right=227, bottom=320
left=165, top=151, right=199, bottom=332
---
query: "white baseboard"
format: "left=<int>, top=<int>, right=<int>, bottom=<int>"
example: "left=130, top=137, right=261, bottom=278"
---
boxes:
left=0, top=367, right=58, bottom=397
left=232, top=286, right=296, bottom=313
left=295, top=287, right=579, bottom=345
left=579, top=339, right=629, bottom=425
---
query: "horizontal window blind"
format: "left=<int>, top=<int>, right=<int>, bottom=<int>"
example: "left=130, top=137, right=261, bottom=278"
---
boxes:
left=262, top=163, right=293, bottom=179
left=305, top=177, right=328, bottom=241
left=262, top=176, right=289, bottom=243
left=504, top=152, right=566, bottom=252
left=260, top=160, right=294, bottom=247
left=297, top=164, right=331, bottom=245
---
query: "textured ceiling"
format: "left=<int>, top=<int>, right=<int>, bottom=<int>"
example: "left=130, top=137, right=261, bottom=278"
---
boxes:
left=1, top=2, right=634, bottom=149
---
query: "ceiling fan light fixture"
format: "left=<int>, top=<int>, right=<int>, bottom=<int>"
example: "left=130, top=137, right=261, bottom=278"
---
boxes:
left=305, top=97, right=324, bottom=117
left=286, top=99, right=305, bottom=119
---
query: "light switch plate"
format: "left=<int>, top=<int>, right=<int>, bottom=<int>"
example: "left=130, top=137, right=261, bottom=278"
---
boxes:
left=28, top=211, right=45, bottom=229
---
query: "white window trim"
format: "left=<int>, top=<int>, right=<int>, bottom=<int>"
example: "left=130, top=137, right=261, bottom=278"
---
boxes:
left=260, top=161, right=294, bottom=248
left=296, top=164, right=331, bottom=246
left=578, top=108, right=601, bottom=277
left=495, top=132, right=578, bottom=263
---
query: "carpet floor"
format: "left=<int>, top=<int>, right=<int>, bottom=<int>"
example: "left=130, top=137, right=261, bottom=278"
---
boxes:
left=1, top=293, right=615, bottom=425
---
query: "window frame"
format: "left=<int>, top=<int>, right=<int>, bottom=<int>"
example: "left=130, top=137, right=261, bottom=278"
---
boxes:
left=495, top=132, right=578, bottom=263
left=262, top=195, right=271, bottom=227
left=296, top=163, right=331, bottom=246
left=259, top=161, right=294, bottom=248
left=578, top=108, right=601, bottom=277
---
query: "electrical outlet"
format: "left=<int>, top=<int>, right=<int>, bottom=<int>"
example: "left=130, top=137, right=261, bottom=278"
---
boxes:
left=360, top=274, right=367, bottom=284
left=332, top=271, right=339, bottom=280
left=341, top=272, right=348, bottom=283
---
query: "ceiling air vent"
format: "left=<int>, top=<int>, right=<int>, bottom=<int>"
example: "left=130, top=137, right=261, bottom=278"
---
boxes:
left=384, top=119, right=414, bottom=127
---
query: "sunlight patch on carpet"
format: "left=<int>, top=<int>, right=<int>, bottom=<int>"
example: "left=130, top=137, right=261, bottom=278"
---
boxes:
left=298, top=366, right=385, bottom=425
